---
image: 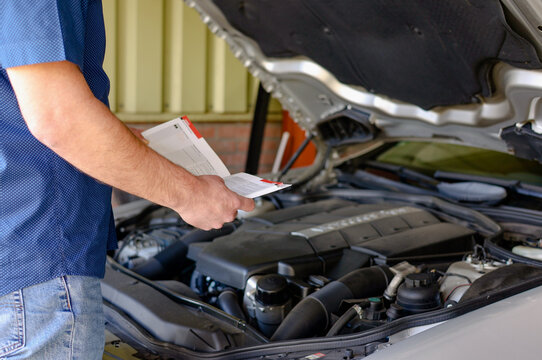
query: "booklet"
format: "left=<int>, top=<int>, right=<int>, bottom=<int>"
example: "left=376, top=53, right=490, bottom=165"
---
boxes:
left=142, top=117, right=291, bottom=198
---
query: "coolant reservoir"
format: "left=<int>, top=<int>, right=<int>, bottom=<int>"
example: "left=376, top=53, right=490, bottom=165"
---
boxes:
left=439, top=257, right=504, bottom=303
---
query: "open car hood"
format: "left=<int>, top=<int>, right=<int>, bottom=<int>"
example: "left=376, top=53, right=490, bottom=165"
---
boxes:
left=189, top=0, right=542, bottom=161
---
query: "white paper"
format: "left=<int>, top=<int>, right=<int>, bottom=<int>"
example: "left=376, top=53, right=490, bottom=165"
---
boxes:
left=142, top=117, right=230, bottom=178
left=224, top=173, right=291, bottom=199
left=142, top=117, right=291, bottom=198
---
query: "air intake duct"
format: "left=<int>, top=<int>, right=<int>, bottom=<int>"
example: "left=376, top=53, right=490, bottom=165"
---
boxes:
left=271, top=265, right=393, bottom=341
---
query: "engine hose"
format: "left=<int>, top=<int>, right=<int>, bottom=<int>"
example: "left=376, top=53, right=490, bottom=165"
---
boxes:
left=132, top=241, right=188, bottom=280
left=270, top=265, right=393, bottom=341
left=132, top=222, right=238, bottom=279
left=180, top=222, right=239, bottom=245
left=325, top=305, right=359, bottom=337
left=217, top=289, right=246, bottom=321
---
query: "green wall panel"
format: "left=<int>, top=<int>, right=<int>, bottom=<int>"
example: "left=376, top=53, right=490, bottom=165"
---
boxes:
left=103, top=0, right=281, bottom=121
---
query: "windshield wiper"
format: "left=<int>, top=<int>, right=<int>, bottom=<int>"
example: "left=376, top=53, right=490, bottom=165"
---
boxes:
left=434, top=170, right=542, bottom=199
left=364, top=160, right=440, bottom=189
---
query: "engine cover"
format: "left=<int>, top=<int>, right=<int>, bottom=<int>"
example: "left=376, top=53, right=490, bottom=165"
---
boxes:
left=188, top=199, right=475, bottom=289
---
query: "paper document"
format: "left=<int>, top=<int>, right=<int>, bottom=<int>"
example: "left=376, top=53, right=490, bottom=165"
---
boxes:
left=142, top=117, right=291, bottom=198
left=142, top=117, right=230, bottom=177
left=223, top=172, right=291, bottom=198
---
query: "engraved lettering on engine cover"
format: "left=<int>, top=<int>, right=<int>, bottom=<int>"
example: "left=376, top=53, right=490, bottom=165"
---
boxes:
left=290, top=206, right=423, bottom=239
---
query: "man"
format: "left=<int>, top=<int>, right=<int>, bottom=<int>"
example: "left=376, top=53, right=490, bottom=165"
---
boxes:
left=0, top=1, right=254, bottom=358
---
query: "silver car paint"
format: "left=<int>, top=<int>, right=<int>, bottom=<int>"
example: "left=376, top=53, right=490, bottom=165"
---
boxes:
left=365, top=285, right=542, bottom=359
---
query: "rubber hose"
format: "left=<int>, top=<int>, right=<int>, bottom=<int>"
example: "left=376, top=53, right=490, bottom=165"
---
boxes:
left=326, top=306, right=358, bottom=337
left=132, top=223, right=238, bottom=279
left=271, top=265, right=393, bottom=341
left=217, top=289, right=246, bottom=321
left=181, top=223, right=238, bottom=245
left=132, top=241, right=187, bottom=279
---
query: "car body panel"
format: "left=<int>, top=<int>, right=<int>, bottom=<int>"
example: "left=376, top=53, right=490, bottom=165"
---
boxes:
left=366, top=285, right=542, bottom=360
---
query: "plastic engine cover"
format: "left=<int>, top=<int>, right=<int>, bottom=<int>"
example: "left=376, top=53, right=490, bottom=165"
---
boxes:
left=189, top=199, right=476, bottom=289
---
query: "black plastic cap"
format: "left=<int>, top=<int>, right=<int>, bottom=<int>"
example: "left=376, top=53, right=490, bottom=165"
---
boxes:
left=397, top=273, right=441, bottom=313
left=256, top=274, right=289, bottom=306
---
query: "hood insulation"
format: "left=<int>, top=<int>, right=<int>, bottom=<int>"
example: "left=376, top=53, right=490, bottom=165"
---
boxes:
left=213, top=0, right=542, bottom=109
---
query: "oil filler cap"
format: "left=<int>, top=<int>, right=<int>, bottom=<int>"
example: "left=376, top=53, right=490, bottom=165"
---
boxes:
left=256, top=274, right=289, bottom=306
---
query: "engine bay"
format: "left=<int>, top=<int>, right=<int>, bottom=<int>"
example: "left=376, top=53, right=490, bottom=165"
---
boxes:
left=103, top=183, right=542, bottom=357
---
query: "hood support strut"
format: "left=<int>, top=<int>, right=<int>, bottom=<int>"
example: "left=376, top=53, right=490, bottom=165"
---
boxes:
left=245, top=84, right=271, bottom=175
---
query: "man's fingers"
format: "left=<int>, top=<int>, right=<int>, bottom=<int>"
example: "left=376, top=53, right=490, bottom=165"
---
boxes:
left=238, top=196, right=255, bottom=212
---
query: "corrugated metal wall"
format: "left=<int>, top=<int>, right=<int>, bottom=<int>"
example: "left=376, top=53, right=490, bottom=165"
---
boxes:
left=102, top=0, right=281, bottom=122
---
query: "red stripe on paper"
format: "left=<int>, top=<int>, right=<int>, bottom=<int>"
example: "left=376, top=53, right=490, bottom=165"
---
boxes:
left=182, top=116, right=202, bottom=139
left=260, top=179, right=283, bottom=185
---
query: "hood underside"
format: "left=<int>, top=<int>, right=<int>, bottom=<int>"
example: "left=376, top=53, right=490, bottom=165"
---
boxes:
left=189, top=0, right=542, bottom=158
left=212, top=0, right=542, bottom=110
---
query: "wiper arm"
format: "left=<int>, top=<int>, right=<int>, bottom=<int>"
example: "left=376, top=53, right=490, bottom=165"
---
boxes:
left=364, top=160, right=439, bottom=189
left=359, top=162, right=509, bottom=204
left=365, top=162, right=542, bottom=199
left=435, top=171, right=542, bottom=199
left=337, top=170, right=440, bottom=197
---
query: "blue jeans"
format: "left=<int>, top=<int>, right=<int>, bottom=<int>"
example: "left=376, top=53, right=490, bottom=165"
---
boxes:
left=0, top=276, right=104, bottom=359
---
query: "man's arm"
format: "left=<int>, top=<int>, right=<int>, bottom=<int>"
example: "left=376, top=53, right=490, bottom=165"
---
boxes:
left=7, top=60, right=254, bottom=230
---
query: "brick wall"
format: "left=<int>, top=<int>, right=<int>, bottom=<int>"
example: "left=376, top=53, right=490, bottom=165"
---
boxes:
left=198, top=122, right=282, bottom=174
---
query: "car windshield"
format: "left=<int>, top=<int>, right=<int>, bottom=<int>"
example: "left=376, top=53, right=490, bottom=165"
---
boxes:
left=376, top=141, right=542, bottom=186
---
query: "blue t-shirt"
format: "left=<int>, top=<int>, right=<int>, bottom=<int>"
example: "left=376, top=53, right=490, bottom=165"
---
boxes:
left=0, top=0, right=117, bottom=297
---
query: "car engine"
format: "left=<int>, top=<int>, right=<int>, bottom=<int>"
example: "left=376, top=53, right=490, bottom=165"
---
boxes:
left=188, top=198, right=476, bottom=339
left=103, top=192, right=542, bottom=356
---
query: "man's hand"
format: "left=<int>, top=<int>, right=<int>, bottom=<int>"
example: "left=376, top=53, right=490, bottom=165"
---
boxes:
left=7, top=60, right=253, bottom=230
left=178, top=175, right=254, bottom=230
